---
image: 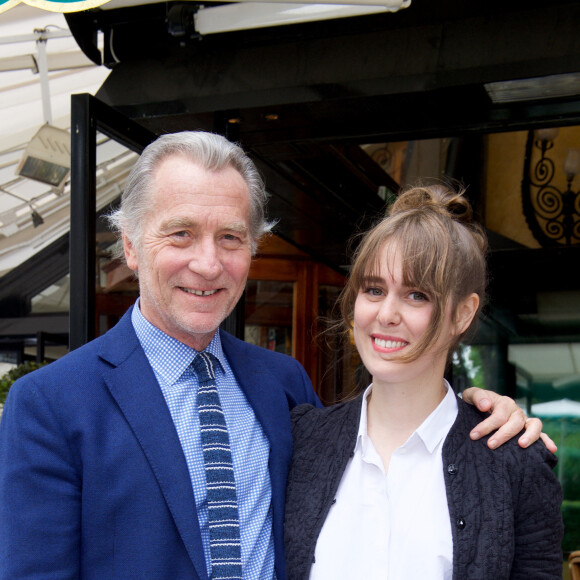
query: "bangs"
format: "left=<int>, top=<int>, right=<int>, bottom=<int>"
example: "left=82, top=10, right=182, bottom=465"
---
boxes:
left=354, top=213, right=451, bottom=303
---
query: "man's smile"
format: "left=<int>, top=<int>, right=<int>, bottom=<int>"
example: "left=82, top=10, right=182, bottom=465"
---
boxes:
left=180, top=287, right=219, bottom=296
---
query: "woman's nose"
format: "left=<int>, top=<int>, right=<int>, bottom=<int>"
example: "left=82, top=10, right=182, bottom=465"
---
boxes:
left=377, top=294, right=401, bottom=326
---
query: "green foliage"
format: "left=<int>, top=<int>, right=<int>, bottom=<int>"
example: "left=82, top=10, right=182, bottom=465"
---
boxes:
left=451, top=345, right=486, bottom=389
left=541, top=418, right=580, bottom=552
left=562, top=501, right=580, bottom=553
left=0, top=361, right=47, bottom=406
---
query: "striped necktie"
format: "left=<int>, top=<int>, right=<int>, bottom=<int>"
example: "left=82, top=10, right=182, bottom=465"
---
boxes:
left=193, top=352, right=243, bottom=580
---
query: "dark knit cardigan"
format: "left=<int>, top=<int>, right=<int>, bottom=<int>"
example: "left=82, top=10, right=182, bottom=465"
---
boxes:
left=285, top=395, right=563, bottom=580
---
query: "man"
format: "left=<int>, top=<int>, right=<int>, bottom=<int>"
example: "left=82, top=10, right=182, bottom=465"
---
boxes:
left=0, top=132, right=546, bottom=580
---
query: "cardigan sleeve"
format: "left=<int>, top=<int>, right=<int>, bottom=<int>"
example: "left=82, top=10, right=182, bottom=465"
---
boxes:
left=509, top=442, right=563, bottom=579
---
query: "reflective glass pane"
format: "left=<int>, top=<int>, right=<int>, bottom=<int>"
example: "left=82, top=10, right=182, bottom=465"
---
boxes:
left=244, top=280, right=294, bottom=355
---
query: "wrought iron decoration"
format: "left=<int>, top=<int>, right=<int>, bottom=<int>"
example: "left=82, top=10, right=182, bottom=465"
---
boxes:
left=521, top=128, right=580, bottom=246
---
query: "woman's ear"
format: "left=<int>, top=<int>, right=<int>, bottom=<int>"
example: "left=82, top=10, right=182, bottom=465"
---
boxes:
left=454, top=293, right=480, bottom=336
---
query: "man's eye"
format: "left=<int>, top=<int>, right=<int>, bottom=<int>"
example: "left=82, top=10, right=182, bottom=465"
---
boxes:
left=222, top=233, right=245, bottom=245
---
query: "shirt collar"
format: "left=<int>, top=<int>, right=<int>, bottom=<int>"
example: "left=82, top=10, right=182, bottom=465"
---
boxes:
left=356, top=385, right=373, bottom=456
left=356, top=380, right=458, bottom=456
left=131, top=299, right=226, bottom=385
left=415, top=381, right=458, bottom=454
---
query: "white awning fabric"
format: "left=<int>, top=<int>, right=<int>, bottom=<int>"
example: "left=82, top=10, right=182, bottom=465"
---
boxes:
left=0, top=0, right=411, bottom=277
left=0, top=5, right=110, bottom=275
left=2, top=0, right=410, bottom=14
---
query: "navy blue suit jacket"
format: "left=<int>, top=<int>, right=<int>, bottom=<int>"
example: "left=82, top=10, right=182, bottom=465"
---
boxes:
left=0, top=307, right=320, bottom=579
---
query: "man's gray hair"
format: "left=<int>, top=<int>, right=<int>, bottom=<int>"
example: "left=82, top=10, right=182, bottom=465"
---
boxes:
left=108, top=131, right=274, bottom=256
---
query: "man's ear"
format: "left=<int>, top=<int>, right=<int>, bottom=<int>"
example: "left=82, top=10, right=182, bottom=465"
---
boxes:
left=455, top=293, right=480, bottom=336
left=122, top=232, right=139, bottom=272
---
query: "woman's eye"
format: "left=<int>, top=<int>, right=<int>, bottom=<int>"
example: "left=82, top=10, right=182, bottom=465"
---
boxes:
left=364, top=287, right=383, bottom=297
left=409, top=291, right=428, bottom=302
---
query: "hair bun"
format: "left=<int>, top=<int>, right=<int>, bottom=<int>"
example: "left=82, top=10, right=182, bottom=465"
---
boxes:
left=390, top=183, right=473, bottom=226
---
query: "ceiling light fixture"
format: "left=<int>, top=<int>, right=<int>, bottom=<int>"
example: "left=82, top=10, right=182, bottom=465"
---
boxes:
left=485, top=72, right=580, bottom=104
left=194, top=0, right=411, bottom=35
left=16, top=124, right=71, bottom=190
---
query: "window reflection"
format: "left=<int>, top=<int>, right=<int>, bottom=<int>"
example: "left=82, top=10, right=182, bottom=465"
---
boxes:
left=244, top=280, right=294, bottom=355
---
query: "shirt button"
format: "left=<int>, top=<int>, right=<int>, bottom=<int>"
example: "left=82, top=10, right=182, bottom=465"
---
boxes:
left=456, top=518, right=466, bottom=529
left=447, top=463, right=458, bottom=475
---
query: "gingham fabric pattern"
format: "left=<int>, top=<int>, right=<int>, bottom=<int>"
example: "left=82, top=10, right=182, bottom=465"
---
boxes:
left=131, top=303, right=275, bottom=579
left=194, top=351, right=243, bottom=580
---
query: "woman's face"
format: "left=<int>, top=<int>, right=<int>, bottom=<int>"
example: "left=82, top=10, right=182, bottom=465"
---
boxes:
left=353, top=243, right=460, bottom=388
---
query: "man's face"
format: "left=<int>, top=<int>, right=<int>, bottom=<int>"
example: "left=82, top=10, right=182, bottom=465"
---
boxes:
left=123, top=154, right=253, bottom=351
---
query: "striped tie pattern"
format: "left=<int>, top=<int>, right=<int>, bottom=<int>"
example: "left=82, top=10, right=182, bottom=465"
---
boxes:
left=193, top=352, right=243, bottom=580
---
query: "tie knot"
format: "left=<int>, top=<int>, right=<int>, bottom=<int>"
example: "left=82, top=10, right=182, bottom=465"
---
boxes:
left=192, top=351, right=219, bottom=384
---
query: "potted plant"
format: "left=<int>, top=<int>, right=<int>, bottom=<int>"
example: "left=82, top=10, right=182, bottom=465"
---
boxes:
left=0, top=361, right=47, bottom=418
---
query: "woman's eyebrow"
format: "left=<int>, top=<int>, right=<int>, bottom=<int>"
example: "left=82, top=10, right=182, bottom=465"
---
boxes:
left=361, top=275, right=384, bottom=285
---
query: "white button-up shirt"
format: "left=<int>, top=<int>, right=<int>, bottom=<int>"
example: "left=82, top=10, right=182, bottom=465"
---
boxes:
left=310, top=382, right=458, bottom=580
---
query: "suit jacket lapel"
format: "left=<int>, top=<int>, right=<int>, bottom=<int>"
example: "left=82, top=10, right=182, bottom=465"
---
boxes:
left=220, top=332, right=293, bottom=466
left=220, top=331, right=294, bottom=576
left=99, top=310, right=209, bottom=580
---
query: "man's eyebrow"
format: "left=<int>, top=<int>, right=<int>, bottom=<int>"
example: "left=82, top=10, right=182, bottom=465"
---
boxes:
left=162, top=217, right=197, bottom=230
left=160, top=217, right=249, bottom=235
left=224, top=222, right=250, bottom=235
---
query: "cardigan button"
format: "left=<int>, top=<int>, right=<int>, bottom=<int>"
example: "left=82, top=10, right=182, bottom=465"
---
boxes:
left=447, top=463, right=458, bottom=475
left=456, top=518, right=466, bottom=529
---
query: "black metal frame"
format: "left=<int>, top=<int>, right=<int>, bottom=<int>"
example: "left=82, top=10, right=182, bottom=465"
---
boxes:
left=69, top=94, right=156, bottom=350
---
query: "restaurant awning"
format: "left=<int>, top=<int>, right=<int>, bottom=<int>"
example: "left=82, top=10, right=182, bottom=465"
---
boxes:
left=1, top=0, right=411, bottom=19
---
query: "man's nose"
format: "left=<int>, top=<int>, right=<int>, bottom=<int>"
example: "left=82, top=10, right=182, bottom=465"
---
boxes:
left=188, top=237, right=224, bottom=279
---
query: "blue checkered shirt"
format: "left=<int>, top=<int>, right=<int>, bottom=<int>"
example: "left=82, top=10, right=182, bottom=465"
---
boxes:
left=132, top=303, right=275, bottom=579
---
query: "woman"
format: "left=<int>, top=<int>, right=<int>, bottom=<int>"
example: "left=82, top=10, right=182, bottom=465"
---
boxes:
left=285, top=184, right=563, bottom=579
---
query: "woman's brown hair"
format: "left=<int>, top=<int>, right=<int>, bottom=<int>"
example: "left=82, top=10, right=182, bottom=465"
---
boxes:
left=338, top=182, right=488, bottom=364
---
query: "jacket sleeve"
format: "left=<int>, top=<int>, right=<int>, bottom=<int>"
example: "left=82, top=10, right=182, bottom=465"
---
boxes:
left=0, top=375, right=81, bottom=580
left=509, top=443, right=563, bottom=579
left=281, top=355, right=322, bottom=410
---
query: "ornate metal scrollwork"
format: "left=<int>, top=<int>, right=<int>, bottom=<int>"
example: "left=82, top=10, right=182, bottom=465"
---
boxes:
left=521, top=129, right=580, bottom=246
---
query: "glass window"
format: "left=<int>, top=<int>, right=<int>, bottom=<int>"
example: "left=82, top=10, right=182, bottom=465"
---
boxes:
left=30, top=273, right=70, bottom=313
left=244, top=280, right=294, bottom=355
